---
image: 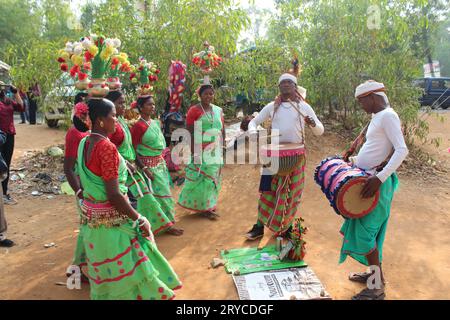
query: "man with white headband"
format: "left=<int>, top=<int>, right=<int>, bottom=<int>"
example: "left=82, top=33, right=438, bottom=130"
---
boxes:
left=245, top=70, right=324, bottom=241
left=340, top=80, right=409, bottom=300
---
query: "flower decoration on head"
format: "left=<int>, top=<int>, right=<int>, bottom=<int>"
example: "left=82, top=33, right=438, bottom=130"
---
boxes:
left=129, top=57, right=160, bottom=97
left=57, top=35, right=128, bottom=92
left=168, top=60, right=187, bottom=113
left=192, top=41, right=223, bottom=74
left=74, top=102, right=89, bottom=118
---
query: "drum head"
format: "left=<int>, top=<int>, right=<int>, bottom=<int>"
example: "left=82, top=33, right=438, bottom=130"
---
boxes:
left=335, top=177, right=380, bottom=219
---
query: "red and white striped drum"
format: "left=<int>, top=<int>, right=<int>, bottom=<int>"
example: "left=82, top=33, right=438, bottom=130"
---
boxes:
left=260, top=143, right=305, bottom=176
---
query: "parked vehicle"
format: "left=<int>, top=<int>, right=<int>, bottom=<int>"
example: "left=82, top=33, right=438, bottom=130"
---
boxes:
left=413, top=77, right=450, bottom=109
left=44, top=75, right=78, bottom=128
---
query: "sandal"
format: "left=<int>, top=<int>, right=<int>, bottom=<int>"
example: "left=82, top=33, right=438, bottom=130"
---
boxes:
left=349, top=272, right=372, bottom=283
left=351, top=288, right=385, bottom=300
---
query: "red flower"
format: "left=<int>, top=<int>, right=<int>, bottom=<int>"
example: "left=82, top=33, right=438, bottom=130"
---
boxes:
left=130, top=101, right=138, bottom=109
left=57, top=57, right=65, bottom=63
left=101, top=84, right=106, bottom=88
left=155, top=69, right=160, bottom=74
left=78, top=72, right=88, bottom=81
left=138, top=66, right=144, bottom=71
left=83, top=62, right=91, bottom=71
left=60, top=63, right=69, bottom=72
left=129, top=73, right=136, bottom=80
left=88, top=83, right=94, bottom=88
left=70, top=65, right=80, bottom=76
left=111, top=57, right=120, bottom=66
left=84, top=51, right=94, bottom=62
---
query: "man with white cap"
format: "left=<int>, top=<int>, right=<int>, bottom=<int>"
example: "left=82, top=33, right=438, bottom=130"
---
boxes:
left=340, top=80, right=409, bottom=300
left=245, top=71, right=324, bottom=240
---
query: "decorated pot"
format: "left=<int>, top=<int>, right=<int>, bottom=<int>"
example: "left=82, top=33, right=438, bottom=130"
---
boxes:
left=75, top=78, right=90, bottom=91
left=106, top=77, right=122, bottom=91
left=88, top=78, right=109, bottom=98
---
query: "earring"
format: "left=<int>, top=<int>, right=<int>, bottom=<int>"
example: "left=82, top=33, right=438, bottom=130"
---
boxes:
left=100, top=121, right=104, bottom=128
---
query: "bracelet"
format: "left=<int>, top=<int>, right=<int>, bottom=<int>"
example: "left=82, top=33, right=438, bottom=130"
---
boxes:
left=75, top=189, right=82, bottom=197
left=132, top=215, right=143, bottom=229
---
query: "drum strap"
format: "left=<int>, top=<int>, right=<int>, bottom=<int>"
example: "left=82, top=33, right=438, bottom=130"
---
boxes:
left=273, top=99, right=306, bottom=145
left=344, top=121, right=395, bottom=171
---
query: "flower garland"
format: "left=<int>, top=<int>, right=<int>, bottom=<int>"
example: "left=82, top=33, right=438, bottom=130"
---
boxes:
left=168, top=60, right=187, bottom=112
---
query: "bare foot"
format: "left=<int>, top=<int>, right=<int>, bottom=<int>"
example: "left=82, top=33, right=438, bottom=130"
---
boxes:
left=166, top=227, right=184, bottom=236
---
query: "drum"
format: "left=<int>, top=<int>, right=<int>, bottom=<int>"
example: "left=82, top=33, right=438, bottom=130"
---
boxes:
left=314, top=156, right=379, bottom=219
left=260, top=143, right=305, bottom=176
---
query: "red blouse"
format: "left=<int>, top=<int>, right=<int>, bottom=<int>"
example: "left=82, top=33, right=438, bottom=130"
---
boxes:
left=0, top=98, right=24, bottom=135
left=130, top=119, right=150, bottom=149
left=186, top=105, right=224, bottom=127
left=84, top=138, right=119, bottom=181
left=65, top=126, right=89, bottom=159
left=108, top=122, right=125, bottom=148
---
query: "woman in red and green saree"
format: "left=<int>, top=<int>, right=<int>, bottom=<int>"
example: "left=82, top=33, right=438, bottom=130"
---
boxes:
left=177, top=84, right=225, bottom=220
left=76, top=98, right=181, bottom=300
left=131, top=95, right=184, bottom=236
left=105, top=91, right=179, bottom=236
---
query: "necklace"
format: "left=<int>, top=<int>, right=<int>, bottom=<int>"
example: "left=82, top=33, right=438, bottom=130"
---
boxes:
left=140, top=117, right=151, bottom=127
left=199, top=104, right=214, bottom=124
left=90, top=132, right=107, bottom=139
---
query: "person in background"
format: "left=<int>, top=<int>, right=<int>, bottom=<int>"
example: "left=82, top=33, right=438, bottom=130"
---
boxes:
left=27, top=83, right=41, bottom=125
left=0, top=129, right=14, bottom=247
left=0, top=82, right=24, bottom=205
left=19, top=87, right=30, bottom=124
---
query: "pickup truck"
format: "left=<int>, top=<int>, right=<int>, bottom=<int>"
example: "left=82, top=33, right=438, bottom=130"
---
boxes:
left=414, top=77, right=450, bottom=109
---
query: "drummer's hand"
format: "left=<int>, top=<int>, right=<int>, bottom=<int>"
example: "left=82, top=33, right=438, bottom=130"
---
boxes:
left=361, top=176, right=382, bottom=198
left=305, top=116, right=316, bottom=127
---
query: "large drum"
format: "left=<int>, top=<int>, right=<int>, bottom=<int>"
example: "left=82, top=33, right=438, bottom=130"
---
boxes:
left=314, top=156, right=379, bottom=219
left=260, top=143, right=305, bottom=176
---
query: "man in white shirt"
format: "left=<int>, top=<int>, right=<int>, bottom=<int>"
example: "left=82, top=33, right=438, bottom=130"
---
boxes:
left=245, top=72, right=324, bottom=240
left=341, top=80, right=409, bottom=300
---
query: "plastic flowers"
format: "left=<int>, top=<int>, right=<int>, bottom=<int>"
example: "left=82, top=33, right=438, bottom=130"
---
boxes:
left=287, top=218, right=308, bottom=261
left=58, top=35, right=129, bottom=81
left=168, top=60, right=187, bottom=112
left=192, top=41, right=223, bottom=74
left=129, top=57, right=160, bottom=97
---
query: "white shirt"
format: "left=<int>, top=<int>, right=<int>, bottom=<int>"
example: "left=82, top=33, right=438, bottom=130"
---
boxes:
left=355, top=107, right=409, bottom=183
left=248, top=101, right=324, bottom=144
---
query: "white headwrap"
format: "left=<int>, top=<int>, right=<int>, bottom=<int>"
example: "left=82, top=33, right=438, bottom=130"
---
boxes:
left=355, top=80, right=390, bottom=106
left=278, top=73, right=298, bottom=85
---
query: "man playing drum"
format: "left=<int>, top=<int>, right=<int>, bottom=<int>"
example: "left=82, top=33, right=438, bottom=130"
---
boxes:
left=245, top=70, right=324, bottom=241
left=341, top=80, right=409, bottom=300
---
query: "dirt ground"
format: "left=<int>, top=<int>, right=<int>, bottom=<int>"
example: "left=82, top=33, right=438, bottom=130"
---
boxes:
left=0, top=114, right=449, bottom=300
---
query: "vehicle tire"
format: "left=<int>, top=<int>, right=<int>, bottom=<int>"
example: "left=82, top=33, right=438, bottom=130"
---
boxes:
left=46, top=119, right=59, bottom=128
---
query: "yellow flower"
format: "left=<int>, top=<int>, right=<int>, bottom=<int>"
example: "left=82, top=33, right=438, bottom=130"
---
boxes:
left=88, top=45, right=99, bottom=56
left=131, top=77, right=138, bottom=84
left=130, top=65, right=136, bottom=72
left=60, top=51, right=70, bottom=60
left=104, top=45, right=114, bottom=56
left=71, top=54, right=83, bottom=66
left=100, top=51, right=110, bottom=61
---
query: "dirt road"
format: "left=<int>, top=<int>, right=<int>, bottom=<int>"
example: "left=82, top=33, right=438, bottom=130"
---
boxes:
left=0, top=117, right=449, bottom=300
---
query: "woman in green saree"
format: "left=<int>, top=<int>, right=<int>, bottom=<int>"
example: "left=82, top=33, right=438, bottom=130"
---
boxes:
left=76, top=98, right=181, bottom=300
left=105, top=91, right=178, bottom=236
left=178, top=84, right=225, bottom=220
left=131, top=95, right=184, bottom=236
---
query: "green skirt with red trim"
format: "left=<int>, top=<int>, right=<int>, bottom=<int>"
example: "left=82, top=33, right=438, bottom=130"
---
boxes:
left=81, top=222, right=181, bottom=300
left=127, top=171, right=174, bottom=235
left=178, top=163, right=222, bottom=212
left=258, top=158, right=306, bottom=235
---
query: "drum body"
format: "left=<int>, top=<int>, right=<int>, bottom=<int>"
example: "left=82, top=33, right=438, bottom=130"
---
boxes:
left=260, top=143, right=305, bottom=176
left=314, top=157, right=379, bottom=219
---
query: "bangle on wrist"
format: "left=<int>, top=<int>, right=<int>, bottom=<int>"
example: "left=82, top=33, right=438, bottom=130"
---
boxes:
left=76, top=189, right=82, bottom=197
